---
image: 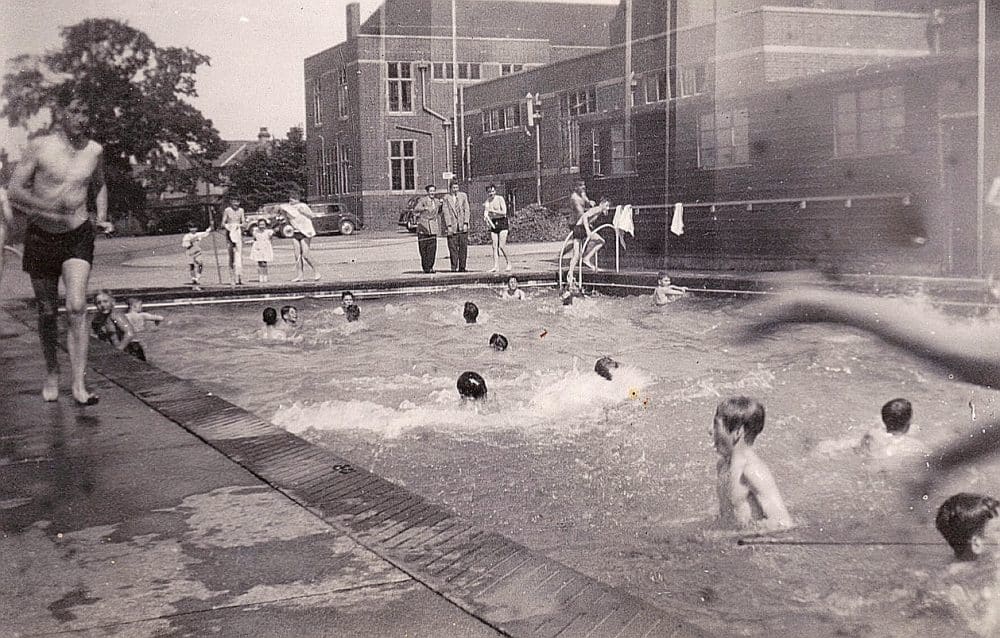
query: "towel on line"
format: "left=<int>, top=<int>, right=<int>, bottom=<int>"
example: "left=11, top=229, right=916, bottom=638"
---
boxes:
left=670, top=202, right=684, bottom=236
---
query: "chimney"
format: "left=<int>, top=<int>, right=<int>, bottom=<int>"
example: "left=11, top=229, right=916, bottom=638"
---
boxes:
left=257, top=127, right=271, bottom=145
left=346, top=2, right=361, bottom=40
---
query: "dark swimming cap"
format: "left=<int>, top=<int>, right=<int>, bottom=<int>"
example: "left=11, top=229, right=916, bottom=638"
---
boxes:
left=594, top=356, right=619, bottom=380
left=345, top=304, right=361, bottom=322
left=457, top=371, right=488, bottom=399
left=262, top=307, right=278, bottom=326
left=463, top=301, right=479, bottom=324
left=489, top=333, right=508, bottom=351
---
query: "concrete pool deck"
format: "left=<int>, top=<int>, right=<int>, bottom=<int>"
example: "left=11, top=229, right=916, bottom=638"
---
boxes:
left=0, top=234, right=716, bottom=637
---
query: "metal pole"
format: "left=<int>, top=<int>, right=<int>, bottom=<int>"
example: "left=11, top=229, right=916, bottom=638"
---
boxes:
left=451, top=0, right=459, bottom=152
left=535, top=107, right=542, bottom=204
left=977, top=0, right=986, bottom=276
left=624, top=0, right=633, bottom=202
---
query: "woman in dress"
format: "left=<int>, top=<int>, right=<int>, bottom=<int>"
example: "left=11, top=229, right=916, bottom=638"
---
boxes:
left=483, top=184, right=511, bottom=272
left=280, top=188, right=320, bottom=282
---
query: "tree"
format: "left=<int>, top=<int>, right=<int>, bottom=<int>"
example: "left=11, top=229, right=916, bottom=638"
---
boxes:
left=225, top=127, right=307, bottom=211
left=2, top=18, right=225, bottom=220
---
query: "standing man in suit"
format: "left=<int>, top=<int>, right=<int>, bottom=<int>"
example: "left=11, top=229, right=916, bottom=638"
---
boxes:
left=414, top=184, right=442, bottom=273
left=441, top=181, right=471, bottom=272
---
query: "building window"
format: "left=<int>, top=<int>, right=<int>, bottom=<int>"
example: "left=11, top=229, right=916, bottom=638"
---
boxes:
left=387, top=62, right=413, bottom=113
left=482, top=103, right=522, bottom=133
left=644, top=70, right=669, bottom=103
left=610, top=126, right=633, bottom=174
left=559, top=87, right=597, bottom=117
left=322, top=148, right=333, bottom=195
left=337, top=68, right=349, bottom=118
left=432, top=63, right=480, bottom=81
left=312, top=78, right=322, bottom=126
left=389, top=139, right=415, bottom=191
left=315, top=148, right=325, bottom=195
left=500, top=63, right=524, bottom=76
left=698, top=108, right=749, bottom=169
left=834, top=86, right=904, bottom=157
left=432, top=63, right=454, bottom=80
left=678, top=65, right=705, bottom=98
left=591, top=129, right=601, bottom=175
left=337, top=145, right=351, bottom=194
left=559, top=119, right=580, bottom=170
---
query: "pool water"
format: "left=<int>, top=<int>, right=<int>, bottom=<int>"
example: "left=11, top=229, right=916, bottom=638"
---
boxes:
left=146, top=287, right=1000, bottom=637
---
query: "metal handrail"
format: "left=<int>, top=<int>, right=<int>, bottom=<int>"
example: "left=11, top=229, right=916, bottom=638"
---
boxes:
left=559, top=222, right=620, bottom=289
left=631, top=191, right=911, bottom=213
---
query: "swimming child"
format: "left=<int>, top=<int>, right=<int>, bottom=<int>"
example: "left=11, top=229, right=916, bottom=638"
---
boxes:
left=653, top=272, right=686, bottom=305
left=857, top=397, right=927, bottom=458
left=594, top=356, right=619, bottom=380
left=260, top=307, right=285, bottom=340
left=489, top=333, right=509, bottom=351
left=712, top=396, right=793, bottom=531
left=181, top=221, right=212, bottom=286
left=457, top=371, right=488, bottom=400
left=250, top=218, right=275, bottom=283
left=280, top=304, right=299, bottom=332
left=463, top=301, right=479, bottom=324
left=124, top=298, right=164, bottom=333
left=935, top=493, right=1000, bottom=561
left=501, top=276, right=526, bottom=301
left=91, top=289, right=146, bottom=361
left=333, top=291, right=355, bottom=315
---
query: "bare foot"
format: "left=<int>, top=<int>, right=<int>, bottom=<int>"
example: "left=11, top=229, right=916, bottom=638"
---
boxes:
left=72, top=383, right=99, bottom=406
left=42, top=375, right=59, bottom=402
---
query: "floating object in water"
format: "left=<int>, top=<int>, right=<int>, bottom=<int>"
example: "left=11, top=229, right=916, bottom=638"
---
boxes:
left=457, top=371, right=488, bottom=399
left=489, top=333, right=508, bottom=351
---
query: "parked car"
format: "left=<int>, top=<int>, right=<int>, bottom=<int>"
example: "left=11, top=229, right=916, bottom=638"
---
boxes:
left=397, top=194, right=442, bottom=233
left=246, top=202, right=362, bottom=237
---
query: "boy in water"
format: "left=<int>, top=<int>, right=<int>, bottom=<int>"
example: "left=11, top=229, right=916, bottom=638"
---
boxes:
left=181, top=221, right=212, bottom=286
left=653, top=272, right=687, bottom=305
left=333, top=291, right=355, bottom=315
left=501, top=276, right=526, bottom=301
left=712, top=396, right=793, bottom=531
left=91, top=290, right=145, bottom=361
left=935, top=493, right=1000, bottom=561
left=260, top=307, right=285, bottom=341
left=858, top=397, right=927, bottom=458
left=125, top=298, right=164, bottom=333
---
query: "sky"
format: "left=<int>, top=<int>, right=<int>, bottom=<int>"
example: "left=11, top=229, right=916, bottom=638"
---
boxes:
left=0, top=0, right=618, bottom=159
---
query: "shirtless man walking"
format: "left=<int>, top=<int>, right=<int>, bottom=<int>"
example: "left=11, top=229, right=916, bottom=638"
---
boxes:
left=8, top=88, right=113, bottom=404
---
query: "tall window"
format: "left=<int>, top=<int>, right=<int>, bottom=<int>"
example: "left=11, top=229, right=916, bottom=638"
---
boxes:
left=610, top=126, right=633, bottom=174
left=389, top=140, right=416, bottom=191
left=337, top=67, right=349, bottom=118
left=312, top=78, right=322, bottom=125
left=315, top=148, right=325, bottom=195
left=834, top=86, right=904, bottom=157
left=559, top=119, right=580, bottom=170
left=678, top=65, right=705, bottom=97
left=697, top=108, right=749, bottom=169
left=591, top=129, right=601, bottom=175
left=387, top=62, right=413, bottom=113
left=644, top=70, right=669, bottom=103
left=323, top=148, right=334, bottom=195
left=559, top=87, right=597, bottom=117
left=337, top=145, right=351, bottom=194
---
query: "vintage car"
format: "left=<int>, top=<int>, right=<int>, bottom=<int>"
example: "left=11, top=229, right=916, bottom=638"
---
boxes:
left=245, top=202, right=362, bottom=237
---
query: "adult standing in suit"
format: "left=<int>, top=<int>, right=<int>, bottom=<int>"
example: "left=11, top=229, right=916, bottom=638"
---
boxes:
left=414, top=184, right=442, bottom=273
left=441, top=181, right=471, bottom=272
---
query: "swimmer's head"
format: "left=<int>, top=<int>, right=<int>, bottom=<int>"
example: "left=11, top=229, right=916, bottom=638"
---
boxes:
left=457, top=371, right=488, bottom=400
left=127, top=297, right=142, bottom=311
left=341, top=291, right=355, bottom=308
left=936, top=493, right=1000, bottom=561
left=657, top=271, right=671, bottom=286
left=594, top=356, right=619, bottom=380
left=713, top=396, right=765, bottom=449
left=489, top=333, right=508, bottom=351
left=280, top=305, right=298, bottom=324
left=262, top=307, right=278, bottom=326
left=345, top=304, right=361, bottom=322
left=463, top=301, right=479, bottom=324
left=507, top=277, right=518, bottom=291
left=881, top=398, right=912, bottom=435
left=94, top=289, right=115, bottom=313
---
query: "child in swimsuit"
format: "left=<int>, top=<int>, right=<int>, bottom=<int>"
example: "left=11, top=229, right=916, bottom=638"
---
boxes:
left=91, top=290, right=146, bottom=361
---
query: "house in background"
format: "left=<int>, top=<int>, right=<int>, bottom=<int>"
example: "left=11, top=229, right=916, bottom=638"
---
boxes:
left=303, top=0, right=617, bottom=231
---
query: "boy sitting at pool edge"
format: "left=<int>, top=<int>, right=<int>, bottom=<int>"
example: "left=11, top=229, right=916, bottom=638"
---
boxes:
left=936, top=493, right=1000, bottom=561
left=713, top=396, right=793, bottom=531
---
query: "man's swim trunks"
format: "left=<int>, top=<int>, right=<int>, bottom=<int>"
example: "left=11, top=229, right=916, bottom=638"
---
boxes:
left=22, top=221, right=95, bottom=277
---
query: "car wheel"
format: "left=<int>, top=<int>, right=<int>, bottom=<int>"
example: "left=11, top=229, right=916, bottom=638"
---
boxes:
left=339, top=219, right=356, bottom=235
left=279, top=224, right=295, bottom=239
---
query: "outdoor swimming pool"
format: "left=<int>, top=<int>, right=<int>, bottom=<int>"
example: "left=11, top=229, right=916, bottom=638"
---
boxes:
left=145, top=285, right=1000, bottom=637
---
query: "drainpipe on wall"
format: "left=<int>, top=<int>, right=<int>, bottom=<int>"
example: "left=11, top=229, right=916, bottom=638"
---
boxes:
left=416, top=63, right=453, bottom=183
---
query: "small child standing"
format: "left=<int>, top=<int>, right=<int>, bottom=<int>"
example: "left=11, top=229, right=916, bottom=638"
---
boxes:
left=250, top=219, right=275, bottom=283
left=653, top=272, right=686, bottom=305
left=181, top=221, right=212, bottom=286
left=125, top=298, right=164, bottom=333
left=935, top=493, right=1000, bottom=561
left=712, top=396, right=792, bottom=531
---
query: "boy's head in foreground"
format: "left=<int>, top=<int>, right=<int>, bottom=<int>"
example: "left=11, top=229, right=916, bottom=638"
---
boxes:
left=881, top=398, right=912, bottom=435
left=280, top=305, right=298, bottom=325
left=262, top=307, right=278, bottom=326
left=594, top=356, right=619, bottom=380
left=463, top=301, right=479, bottom=324
left=713, top=396, right=765, bottom=454
left=935, top=493, right=1000, bottom=561
left=341, top=291, right=355, bottom=309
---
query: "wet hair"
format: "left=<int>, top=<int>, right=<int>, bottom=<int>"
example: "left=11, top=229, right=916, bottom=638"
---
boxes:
left=714, top=396, right=766, bottom=445
left=345, top=304, right=361, bottom=322
left=262, top=307, right=278, bottom=326
left=594, top=356, right=619, bottom=381
left=489, top=333, right=508, bottom=351
left=127, top=297, right=141, bottom=310
left=457, top=371, right=488, bottom=400
left=463, top=301, right=479, bottom=324
left=935, top=493, right=1000, bottom=560
left=280, top=305, right=296, bottom=321
left=341, top=290, right=355, bottom=301
left=881, top=398, right=912, bottom=435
